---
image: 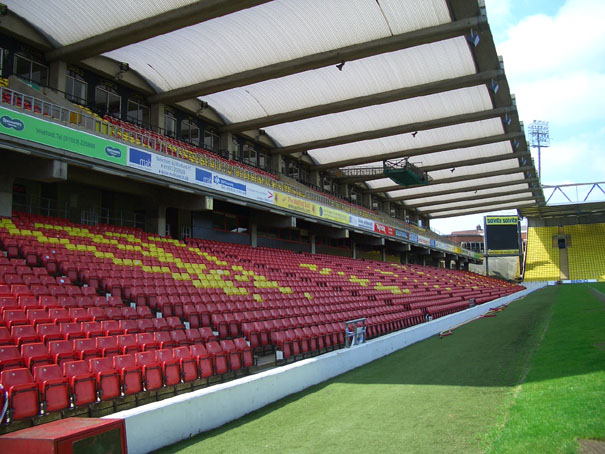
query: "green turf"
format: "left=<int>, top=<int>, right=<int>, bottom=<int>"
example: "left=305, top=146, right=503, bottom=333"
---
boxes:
left=485, top=283, right=605, bottom=453
left=154, top=284, right=605, bottom=454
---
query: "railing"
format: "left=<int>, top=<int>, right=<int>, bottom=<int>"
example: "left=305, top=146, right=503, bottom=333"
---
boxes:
left=1, top=86, right=468, bottom=252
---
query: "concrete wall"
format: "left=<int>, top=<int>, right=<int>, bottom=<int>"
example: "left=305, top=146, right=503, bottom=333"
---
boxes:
left=106, top=283, right=546, bottom=454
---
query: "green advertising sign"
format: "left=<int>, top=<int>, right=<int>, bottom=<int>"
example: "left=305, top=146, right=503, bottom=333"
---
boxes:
left=0, top=106, right=127, bottom=165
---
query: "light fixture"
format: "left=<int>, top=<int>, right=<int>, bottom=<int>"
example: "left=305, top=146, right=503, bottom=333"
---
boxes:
left=336, top=61, right=345, bottom=71
left=489, top=79, right=499, bottom=94
left=503, top=114, right=512, bottom=126
left=119, top=62, right=130, bottom=72
left=411, top=131, right=418, bottom=138
left=0, top=4, right=7, bottom=16
left=450, top=168, right=455, bottom=173
left=467, top=29, right=480, bottom=47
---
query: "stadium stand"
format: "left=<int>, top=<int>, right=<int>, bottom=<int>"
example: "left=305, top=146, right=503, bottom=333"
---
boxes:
left=0, top=212, right=524, bottom=425
left=524, top=223, right=605, bottom=281
left=567, top=223, right=605, bottom=281
left=524, top=226, right=561, bottom=281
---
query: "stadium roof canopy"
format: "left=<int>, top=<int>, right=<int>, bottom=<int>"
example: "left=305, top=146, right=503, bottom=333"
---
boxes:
left=5, top=0, right=545, bottom=219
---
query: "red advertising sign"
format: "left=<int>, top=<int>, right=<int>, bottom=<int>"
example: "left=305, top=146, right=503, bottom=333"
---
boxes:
left=374, top=223, right=395, bottom=236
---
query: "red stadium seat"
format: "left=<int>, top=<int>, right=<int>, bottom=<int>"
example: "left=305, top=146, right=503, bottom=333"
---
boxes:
left=62, top=360, right=97, bottom=406
left=189, top=344, right=213, bottom=379
left=21, top=342, right=52, bottom=371
left=0, top=345, right=26, bottom=371
left=0, top=368, right=40, bottom=421
left=89, top=357, right=121, bottom=401
left=136, top=351, right=164, bottom=390
left=33, top=364, right=70, bottom=413
left=113, top=354, right=143, bottom=395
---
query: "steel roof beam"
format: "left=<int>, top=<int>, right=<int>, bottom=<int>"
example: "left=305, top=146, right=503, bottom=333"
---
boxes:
left=368, top=165, right=533, bottom=194
left=404, top=187, right=538, bottom=209
left=148, top=17, right=485, bottom=104
left=421, top=195, right=537, bottom=214
left=46, top=0, right=272, bottom=63
left=220, top=69, right=505, bottom=133
left=316, top=132, right=523, bottom=171
left=274, top=106, right=514, bottom=156
left=429, top=201, right=537, bottom=219
left=337, top=150, right=529, bottom=184
left=388, top=177, right=538, bottom=202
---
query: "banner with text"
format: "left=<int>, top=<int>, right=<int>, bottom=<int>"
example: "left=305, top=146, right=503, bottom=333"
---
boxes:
left=0, top=106, right=127, bottom=166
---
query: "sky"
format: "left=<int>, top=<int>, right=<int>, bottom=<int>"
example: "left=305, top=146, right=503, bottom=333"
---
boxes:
left=430, top=0, right=605, bottom=235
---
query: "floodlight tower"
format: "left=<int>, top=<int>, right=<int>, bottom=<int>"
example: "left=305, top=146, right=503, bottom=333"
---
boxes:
left=528, top=121, right=550, bottom=183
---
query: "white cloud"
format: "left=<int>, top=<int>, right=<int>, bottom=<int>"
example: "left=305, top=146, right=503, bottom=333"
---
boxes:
left=484, top=0, right=512, bottom=23
left=538, top=132, right=605, bottom=185
left=498, top=0, right=605, bottom=79
left=514, top=71, right=605, bottom=126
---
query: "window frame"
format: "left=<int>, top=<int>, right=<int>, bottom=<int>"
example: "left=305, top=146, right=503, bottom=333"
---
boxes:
left=94, top=84, right=121, bottom=117
left=65, top=69, right=88, bottom=105
left=14, top=53, right=48, bottom=86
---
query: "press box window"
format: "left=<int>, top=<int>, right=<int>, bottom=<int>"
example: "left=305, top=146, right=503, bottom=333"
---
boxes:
left=181, top=119, right=200, bottom=146
left=14, top=53, right=48, bottom=86
left=242, top=144, right=257, bottom=166
left=65, top=70, right=88, bottom=104
left=95, top=85, right=121, bottom=117
left=164, top=111, right=177, bottom=137
left=127, top=99, right=150, bottom=126
left=203, top=130, right=218, bottom=152
left=232, top=138, right=241, bottom=161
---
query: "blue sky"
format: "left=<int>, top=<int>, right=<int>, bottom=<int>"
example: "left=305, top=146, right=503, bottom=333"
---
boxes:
left=431, top=0, right=605, bottom=234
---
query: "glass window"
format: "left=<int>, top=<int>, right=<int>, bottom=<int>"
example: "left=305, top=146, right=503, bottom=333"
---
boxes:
left=258, top=150, right=270, bottom=170
left=65, top=70, right=87, bottom=104
left=94, top=85, right=121, bottom=117
left=242, top=144, right=256, bottom=166
left=127, top=99, right=150, bottom=126
left=164, top=111, right=176, bottom=137
left=232, top=138, right=241, bottom=161
left=14, top=53, right=48, bottom=86
left=181, top=119, right=200, bottom=146
left=203, top=129, right=218, bottom=152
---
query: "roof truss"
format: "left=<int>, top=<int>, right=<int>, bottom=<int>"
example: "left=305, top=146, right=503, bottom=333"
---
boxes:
left=46, top=0, right=272, bottom=63
left=148, top=17, right=486, bottom=104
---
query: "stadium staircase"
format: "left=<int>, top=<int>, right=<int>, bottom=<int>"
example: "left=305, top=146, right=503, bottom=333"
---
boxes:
left=0, top=213, right=523, bottom=430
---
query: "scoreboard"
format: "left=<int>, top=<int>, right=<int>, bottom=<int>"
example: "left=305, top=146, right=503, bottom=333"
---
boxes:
left=484, top=215, right=521, bottom=256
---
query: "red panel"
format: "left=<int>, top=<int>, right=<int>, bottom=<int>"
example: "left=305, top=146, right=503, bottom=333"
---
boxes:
left=0, top=417, right=127, bottom=454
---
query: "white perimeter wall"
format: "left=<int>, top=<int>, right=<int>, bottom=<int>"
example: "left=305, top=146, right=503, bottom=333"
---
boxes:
left=106, top=283, right=546, bottom=454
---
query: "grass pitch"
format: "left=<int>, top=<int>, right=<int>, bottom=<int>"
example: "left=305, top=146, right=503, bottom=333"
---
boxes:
left=155, top=284, right=605, bottom=454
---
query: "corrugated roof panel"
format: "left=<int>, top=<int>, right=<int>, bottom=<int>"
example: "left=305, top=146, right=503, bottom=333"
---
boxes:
left=5, top=0, right=198, bottom=46
left=266, top=85, right=493, bottom=147
left=105, top=0, right=452, bottom=92
left=308, top=118, right=505, bottom=164
left=403, top=183, right=530, bottom=206
left=419, top=192, right=536, bottom=212
left=386, top=173, right=528, bottom=198
left=204, top=37, right=475, bottom=124
left=426, top=159, right=520, bottom=181
left=428, top=201, right=537, bottom=218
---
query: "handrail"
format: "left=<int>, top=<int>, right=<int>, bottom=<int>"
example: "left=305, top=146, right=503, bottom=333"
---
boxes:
left=0, top=86, right=469, bottom=252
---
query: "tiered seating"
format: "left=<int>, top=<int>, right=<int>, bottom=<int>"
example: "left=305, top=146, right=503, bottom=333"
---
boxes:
left=0, top=213, right=524, bottom=424
left=102, top=115, right=278, bottom=181
left=524, top=226, right=560, bottom=281
left=566, top=223, right=605, bottom=281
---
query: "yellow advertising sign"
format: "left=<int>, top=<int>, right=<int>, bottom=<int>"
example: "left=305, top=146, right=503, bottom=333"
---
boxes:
left=319, top=206, right=350, bottom=225
left=273, top=193, right=318, bottom=216
left=485, top=216, right=519, bottom=225
left=487, top=249, right=520, bottom=256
